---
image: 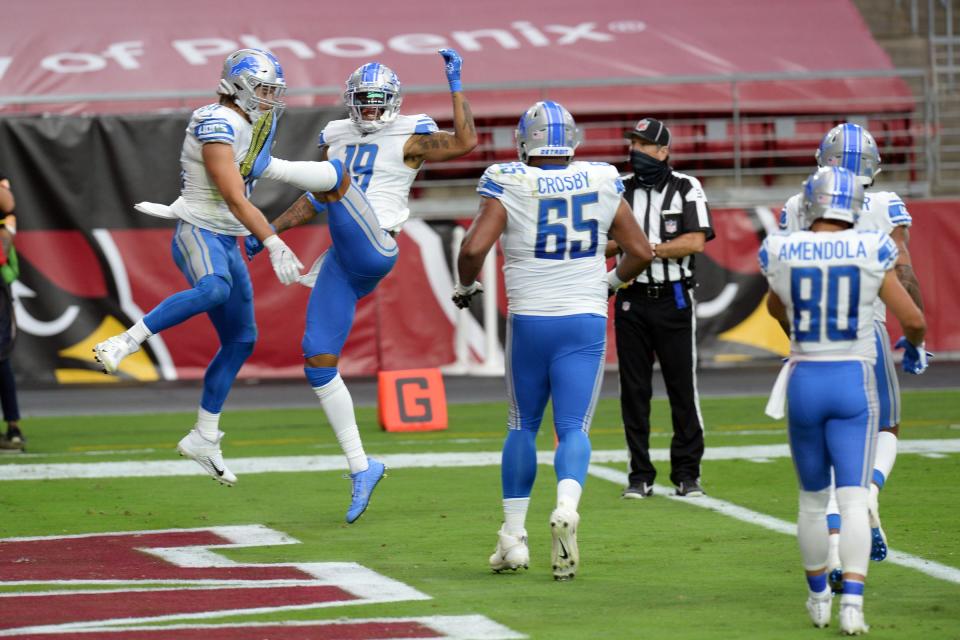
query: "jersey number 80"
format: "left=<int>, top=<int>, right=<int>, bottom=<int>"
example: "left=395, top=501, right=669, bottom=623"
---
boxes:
left=790, top=266, right=861, bottom=343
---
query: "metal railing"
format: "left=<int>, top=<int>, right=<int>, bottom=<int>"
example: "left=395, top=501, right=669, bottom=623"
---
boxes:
left=0, top=68, right=935, bottom=208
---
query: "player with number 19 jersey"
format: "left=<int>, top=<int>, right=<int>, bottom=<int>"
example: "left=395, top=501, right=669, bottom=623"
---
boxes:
left=477, top=161, right=624, bottom=316
left=759, top=229, right=899, bottom=360
left=318, top=114, right=438, bottom=232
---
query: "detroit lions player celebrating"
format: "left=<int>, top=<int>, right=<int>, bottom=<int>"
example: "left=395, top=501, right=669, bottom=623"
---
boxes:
left=247, top=49, right=478, bottom=523
left=761, top=166, right=926, bottom=634
left=455, top=101, right=652, bottom=581
left=780, top=123, right=928, bottom=577
left=93, top=49, right=346, bottom=486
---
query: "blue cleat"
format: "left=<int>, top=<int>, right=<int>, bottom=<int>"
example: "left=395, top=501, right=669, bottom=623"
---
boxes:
left=870, top=526, right=888, bottom=562
left=828, top=568, right=844, bottom=594
left=346, top=458, right=386, bottom=523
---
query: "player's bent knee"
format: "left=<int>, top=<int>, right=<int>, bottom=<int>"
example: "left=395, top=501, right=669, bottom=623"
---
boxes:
left=196, top=275, right=231, bottom=307
left=305, top=353, right=339, bottom=368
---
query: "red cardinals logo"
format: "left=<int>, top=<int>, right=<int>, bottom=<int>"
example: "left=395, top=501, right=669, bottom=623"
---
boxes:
left=635, top=119, right=651, bottom=132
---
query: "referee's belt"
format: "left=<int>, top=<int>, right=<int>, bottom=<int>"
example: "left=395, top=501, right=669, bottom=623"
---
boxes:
left=624, top=279, right=694, bottom=299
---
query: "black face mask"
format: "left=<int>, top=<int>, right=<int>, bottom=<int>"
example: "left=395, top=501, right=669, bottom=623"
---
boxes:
left=629, top=150, right=670, bottom=188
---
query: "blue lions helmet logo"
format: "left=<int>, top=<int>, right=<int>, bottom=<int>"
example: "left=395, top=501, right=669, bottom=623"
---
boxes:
left=230, top=56, right=260, bottom=78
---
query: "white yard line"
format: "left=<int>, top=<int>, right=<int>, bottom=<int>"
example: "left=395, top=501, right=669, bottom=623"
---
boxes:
left=1, top=439, right=956, bottom=482
left=587, top=464, right=960, bottom=586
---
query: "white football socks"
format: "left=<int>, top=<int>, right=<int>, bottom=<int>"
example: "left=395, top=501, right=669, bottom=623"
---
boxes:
left=503, top=498, right=530, bottom=536
left=313, top=374, right=368, bottom=474
left=874, top=430, right=898, bottom=484
left=836, top=486, right=871, bottom=577
left=797, top=489, right=830, bottom=570
left=557, top=478, right=582, bottom=513
left=196, top=408, right=221, bottom=441
left=126, top=319, right=152, bottom=345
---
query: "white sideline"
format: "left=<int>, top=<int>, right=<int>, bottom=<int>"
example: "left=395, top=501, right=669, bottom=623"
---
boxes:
left=0, top=440, right=957, bottom=586
left=0, top=439, right=957, bottom=482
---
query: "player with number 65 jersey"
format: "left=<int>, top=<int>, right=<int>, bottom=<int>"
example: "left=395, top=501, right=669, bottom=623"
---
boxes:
left=455, top=100, right=652, bottom=581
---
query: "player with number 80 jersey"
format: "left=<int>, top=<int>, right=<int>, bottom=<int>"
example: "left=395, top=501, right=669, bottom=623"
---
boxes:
left=478, top=161, right=624, bottom=316
left=760, top=228, right=898, bottom=360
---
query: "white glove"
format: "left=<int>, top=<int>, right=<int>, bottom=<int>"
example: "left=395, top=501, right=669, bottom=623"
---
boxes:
left=263, top=235, right=303, bottom=285
left=452, top=281, right=484, bottom=309
left=606, top=268, right=626, bottom=291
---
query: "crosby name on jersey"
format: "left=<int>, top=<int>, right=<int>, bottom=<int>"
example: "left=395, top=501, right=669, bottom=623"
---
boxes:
left=759, top=229, right=899, bottom=361
left=319, top=114, right=439, bottom=233
left=478, top=160, right=624, bottom=317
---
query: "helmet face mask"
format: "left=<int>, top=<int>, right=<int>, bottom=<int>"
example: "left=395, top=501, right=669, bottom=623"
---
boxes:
left=515, top=101, right=582, bottom=163
left=344, top=63, right=402, bottom=133
left=217, top=49, right=286, bottom=121
left=801, top=166, right=865, bottom=229
left=814, top=123, right=881, bottom=186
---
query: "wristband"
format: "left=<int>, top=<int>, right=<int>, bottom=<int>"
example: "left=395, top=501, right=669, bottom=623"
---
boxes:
left=304, top=191, right=327, bottom=214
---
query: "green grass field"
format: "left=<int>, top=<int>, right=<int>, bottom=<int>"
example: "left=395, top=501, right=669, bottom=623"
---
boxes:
left=1, top=390, right=958, bottom=638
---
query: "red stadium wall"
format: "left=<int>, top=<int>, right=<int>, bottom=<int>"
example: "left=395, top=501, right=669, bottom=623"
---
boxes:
left=7, top=201, right=957, bottom=384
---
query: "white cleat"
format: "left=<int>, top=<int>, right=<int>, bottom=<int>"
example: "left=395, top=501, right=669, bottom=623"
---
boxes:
left=489, top=525, right=529, bottom=573
left=92, top=333, right=139, bottom=374
left=840, top=604, right=869, bottom=635
left=550, top=508, right=580, bottom=581
left=806, top=589, right=833, bottom=628
left=176, top=429, right=237, bottom=486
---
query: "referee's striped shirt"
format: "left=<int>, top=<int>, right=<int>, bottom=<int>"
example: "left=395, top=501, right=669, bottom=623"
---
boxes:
left=621, top=170, right=715, bottom=284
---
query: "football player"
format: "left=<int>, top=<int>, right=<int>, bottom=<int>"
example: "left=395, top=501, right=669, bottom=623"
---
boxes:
left=761, top=166, right=927, bottom=633
left=94, top=49, right=347, bottom=485
left=245, top=49, right=478, bottom=523
left=454, top=101, right=652, bottom=581
left=779, top=123, right=927, bottom=579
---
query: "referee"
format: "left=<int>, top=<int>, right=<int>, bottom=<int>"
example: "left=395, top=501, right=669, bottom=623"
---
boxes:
left=613, top=117, right=715, bottom=499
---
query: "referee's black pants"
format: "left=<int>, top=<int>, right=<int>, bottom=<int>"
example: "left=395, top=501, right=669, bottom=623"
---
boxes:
left=614, top=285, right=704, bottom=487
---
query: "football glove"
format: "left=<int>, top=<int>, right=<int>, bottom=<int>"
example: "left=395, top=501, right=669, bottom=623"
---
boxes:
left=894, top=336, right=933, bottom=375
left=244, top=224, right=275, bottom=261
left=439, top=48, right=463, bottom=92
left=452, top=281, right=483, bottom=309
left=263, top=234, right=303, bottom=285
left=606, top=268, right=626, bottom=298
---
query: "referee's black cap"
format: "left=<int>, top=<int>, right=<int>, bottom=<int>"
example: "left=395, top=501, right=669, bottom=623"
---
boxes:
left=624, top=117, right=671, bottom=147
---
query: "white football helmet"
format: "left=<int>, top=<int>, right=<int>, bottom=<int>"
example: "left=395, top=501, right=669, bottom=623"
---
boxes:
left=815, top=123, right=881, bottom=186
left=217, top=49, right=286, bottom=121
left=344, top=63, right=402, bottom=133
left=801, top=166, right=865, bottom=228
left=515, top=101, right=582, bottom=163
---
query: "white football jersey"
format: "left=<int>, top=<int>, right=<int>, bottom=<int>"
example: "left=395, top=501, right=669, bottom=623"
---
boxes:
left=318, top=114, right=439, bottom=233
left=478, top=161, right=624, bottom=316
left=780, top=189, right=911, bottom=322
left=171, top=104, right=255, bottom=236
left=760, top=229, right=899, bottom=360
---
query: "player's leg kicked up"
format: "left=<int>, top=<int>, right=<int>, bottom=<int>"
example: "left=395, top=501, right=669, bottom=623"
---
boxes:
left=303, top=172, right=396, bottom=523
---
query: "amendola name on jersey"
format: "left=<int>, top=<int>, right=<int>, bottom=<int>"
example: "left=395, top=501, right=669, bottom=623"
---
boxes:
left=759, top=229, right=899, bottom=361
left=319, top=114, right=439, bottom=233
left=172, top=104, right=255, bottom=236
left=478, top=161, right=624, bottom=317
